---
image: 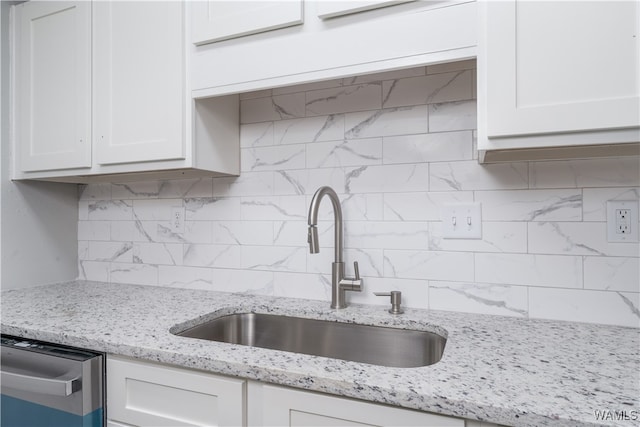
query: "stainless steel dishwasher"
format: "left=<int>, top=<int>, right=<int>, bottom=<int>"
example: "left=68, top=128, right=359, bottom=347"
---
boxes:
left=0, top=335, right=105, bottom=427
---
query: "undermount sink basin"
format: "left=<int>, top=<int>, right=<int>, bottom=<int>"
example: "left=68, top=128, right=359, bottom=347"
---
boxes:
left=174, top=313, right=446, bottom=368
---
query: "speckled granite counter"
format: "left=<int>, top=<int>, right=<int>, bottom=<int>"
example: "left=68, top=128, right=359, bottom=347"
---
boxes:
left=1, top=281, right=638, bottom=426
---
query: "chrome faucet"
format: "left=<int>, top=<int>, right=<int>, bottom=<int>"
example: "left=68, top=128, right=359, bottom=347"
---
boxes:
left=307, top=186, right=362, bottom=309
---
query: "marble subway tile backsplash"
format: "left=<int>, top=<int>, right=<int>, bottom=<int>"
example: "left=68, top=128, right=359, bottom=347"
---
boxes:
left=78, top=61, right=640, bottom=328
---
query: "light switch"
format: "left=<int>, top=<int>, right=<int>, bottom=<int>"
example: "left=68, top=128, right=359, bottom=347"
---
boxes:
left=441, top=202, right=482, bottom=239
left=607, top=200, right=639, bottom=242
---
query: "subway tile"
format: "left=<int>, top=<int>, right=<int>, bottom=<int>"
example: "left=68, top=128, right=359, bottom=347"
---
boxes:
left=241, top=144, right=306, bottom=172
left=382, top=70, right=473, bottom=108
left=272, top=78, right=344, bottom=96
left=343, top=67, right=425, bottom=85
left=241, top=246, right=307, bottom=272
left=78, top=221, right=110, bottom=241
left=109, top=263, right=158, bottom=286
left=529, top=157, right=640, bottom=189
left=183, top=244, right=241, bottom=268
left=158, top=265, right=213, bottom=289
left=241, top=196, right=307, bottom=221
left=341, top=193, right=384, bottom=221
left=78, top=241, right=89, bottom=260
left=213, top=172, right=275, bottom=197
left=158, top=178, right=213, bottom=199
left=274, top=115, right=344, bottom=144
left=88, top=200, right=132, bottom=221
left=529, top=288, right=640, bottom=328
left=88, top=241, right=133, bottom=263
left=274, top=168, right=346, bottom=195
left=384, top=191, right=473, bottom=221
left=429, top=281, right=528, bottom=317
left=383, top=131, right=473, bottom=164
left=383, top=250, right=474, bottom=282
left=428, top=100, right=476, bottom=132
left=430, top=161, right=528, bottom=191
left=133, top=243, right=183, bottom=266
left=273, top=221, right=308, bottom=247
left=528, top=222, right=640, bottom=257
left=426, top=59, right=477, bottom=75
left=346, top=164, right=430, bottom=194
left=429, top=222, right=527, bottom=254
left=584, top=257, right=640, bottom=292
left=112, top=181, right=160, bottom=199
left=239, top=89, right=272, bottom=100
left=133, top=199, right=182, bottom=221
left=345, top=222, right=429, bottom=250
left=345, top=105, right=428, bottom=139
left=240, top=93, right=305, bottom=124
left=185, top=197, right=242, bottom=221
left=240, top=122, right=275, bottom=148
left=306, top=138, right=382, bottom=168
left=79, top=183, right=111, bottom=200
left=212, top=221, right=274, bottom=246
left=273, top=272, right=330, bottom=301
left=475, top=253, right=583, bottom=288
left=583, top=187, right=640, bottom=221
left=476, top=189, right=582, bottom=221
left=183, top=221, right=213, bottom=244
left=78, top=260, right=110, bottom=282
left=306, top=83, right=381, bottom=116
left=212, top=269, right=274, bottom=294
left=111, top=220, right=157, bottom=243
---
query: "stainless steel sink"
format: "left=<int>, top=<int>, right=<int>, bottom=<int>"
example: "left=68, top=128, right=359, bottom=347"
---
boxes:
left=174, top=313, right=446, bottom=368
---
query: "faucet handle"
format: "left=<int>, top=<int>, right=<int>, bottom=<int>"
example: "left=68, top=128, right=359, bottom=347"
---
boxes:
left=353, top=261, right=360, bottom=280
left=374, top=290, right=404, bottom=315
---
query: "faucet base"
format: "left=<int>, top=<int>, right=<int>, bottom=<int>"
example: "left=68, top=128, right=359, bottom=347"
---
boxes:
left=330, top=262, right=346, bottom=309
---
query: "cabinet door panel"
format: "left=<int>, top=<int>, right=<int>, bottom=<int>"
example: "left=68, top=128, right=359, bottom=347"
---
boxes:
left=486, top=0, right=639, bottom=137
left=107, top=356, right=245, bottom=427
left=191, top=1, right=303, bottom=45
left=16, top=1, right=91, bottom=172
left=93, top=1, right=184, bottom=166
left=261, top=384, right=463, bottom=427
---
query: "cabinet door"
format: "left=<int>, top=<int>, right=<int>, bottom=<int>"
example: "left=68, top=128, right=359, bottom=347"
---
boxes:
left=14, top=1, right=91, bottom=172
left=93, top=1, right=185, bottom=166
left=260, top=384, right=463, bottom=427
left=191, top=1, right=303, bottom=45
left=107, top=356, right=245, bottom=427
left=485, top=0, right=639, bottom=137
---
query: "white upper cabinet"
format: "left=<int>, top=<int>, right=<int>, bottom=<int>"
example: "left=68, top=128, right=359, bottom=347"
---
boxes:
left=12, top=1, right=240, bottom=183
left=191, top=1, right=477, bottom=97
left=93, top=1, right=185, bottom=166
left=14, top=1, right=91, bottom=172
left=478, top=0, right=640, bottom=162
left=192, top=1, right=303, bottom=45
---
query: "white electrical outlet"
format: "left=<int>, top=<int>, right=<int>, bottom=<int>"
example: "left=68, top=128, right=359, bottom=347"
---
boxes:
left=441, top=202, right=482, bottom=239
left=171, top=207, right=185, bottom=233
left=607, top=200, right=639, bottom=242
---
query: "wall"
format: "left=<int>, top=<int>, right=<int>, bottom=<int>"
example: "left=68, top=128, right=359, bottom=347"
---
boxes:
left=0, top=1, right=79, bottom=290
left=77, top=60, right=640, bottom=327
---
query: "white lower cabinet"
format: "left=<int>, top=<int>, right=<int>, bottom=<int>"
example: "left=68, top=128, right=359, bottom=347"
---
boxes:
left=250, top=382, right=464, bottom=427
left=107, top=356, right=246, bottom=426
left=107, top=356, right=502, bottom=427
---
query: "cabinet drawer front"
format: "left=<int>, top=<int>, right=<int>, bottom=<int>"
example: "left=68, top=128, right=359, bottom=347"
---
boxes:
left=107, top=356, right=245, bottom=427
left=260, top=384, right=463, bottom=427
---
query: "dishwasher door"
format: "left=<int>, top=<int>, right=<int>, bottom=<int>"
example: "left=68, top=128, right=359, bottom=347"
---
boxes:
left=0, top=335, right=104, bottom=427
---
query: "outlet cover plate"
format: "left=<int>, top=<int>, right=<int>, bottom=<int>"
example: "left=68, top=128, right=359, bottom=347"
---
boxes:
left=441, top=202, right=482, bottom=239
left=607, top=200, right=639, bottom=242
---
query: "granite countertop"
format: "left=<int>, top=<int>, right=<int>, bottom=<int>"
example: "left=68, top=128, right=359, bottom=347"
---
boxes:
left=1, top=281, right=638, bottom=427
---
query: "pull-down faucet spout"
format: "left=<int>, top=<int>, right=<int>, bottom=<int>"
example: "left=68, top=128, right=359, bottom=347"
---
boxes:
left=307, top=186, right=362, bottom=309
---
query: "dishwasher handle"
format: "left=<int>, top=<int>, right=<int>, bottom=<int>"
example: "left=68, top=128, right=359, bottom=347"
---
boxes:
left=1, top=370, right=81, bottom=397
